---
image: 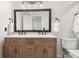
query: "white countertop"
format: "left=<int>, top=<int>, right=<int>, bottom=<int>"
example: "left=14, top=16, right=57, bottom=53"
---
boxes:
left=5, top=35, right=57, bottom=38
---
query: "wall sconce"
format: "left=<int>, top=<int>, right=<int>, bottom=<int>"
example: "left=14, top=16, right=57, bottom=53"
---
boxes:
left=22, top=1, right=43, bottom=8
left=54, top=17, right=60, bottom=32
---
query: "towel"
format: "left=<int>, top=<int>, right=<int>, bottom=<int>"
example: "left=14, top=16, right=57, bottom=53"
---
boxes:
left=73, top=14, right=79, bottom=34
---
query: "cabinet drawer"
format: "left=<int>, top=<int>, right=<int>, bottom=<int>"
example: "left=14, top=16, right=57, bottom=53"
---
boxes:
left=5, top=38, right=25, bottom=45
left=25, top=39, right=34, bottom=45
left=41, top=39, right=56, bottom=46
left=35, top=38, right=56, bottom=47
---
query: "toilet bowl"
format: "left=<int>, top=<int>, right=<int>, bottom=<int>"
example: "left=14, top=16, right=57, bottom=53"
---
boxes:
left=68, top=50, right=79, bottom=58
left=62, top=38, right=79, bottom=58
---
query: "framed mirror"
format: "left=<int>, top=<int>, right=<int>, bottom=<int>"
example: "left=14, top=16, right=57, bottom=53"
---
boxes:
left=14, top=9, right=51, bottom=32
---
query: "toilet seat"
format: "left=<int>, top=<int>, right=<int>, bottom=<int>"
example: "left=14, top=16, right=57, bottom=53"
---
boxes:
left=68, top=50, right=79, bottom=58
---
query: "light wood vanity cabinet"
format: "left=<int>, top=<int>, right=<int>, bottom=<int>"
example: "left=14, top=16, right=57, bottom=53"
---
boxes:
left=3, top=38, right=57, bottom=58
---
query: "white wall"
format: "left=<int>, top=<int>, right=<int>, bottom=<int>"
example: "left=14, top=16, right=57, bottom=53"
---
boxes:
left=0, top=1, right=12, bottom=57
left=11, top=1, right=78, bottom=37
left=0, top=1, right=78, bottom=57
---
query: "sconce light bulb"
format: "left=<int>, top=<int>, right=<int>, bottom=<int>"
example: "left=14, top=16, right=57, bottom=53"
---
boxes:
left=40, top=4, right=43, bottom=7
left=28, top=4, right=31, bottom=8
left=34, top=4, right=37, bottom=7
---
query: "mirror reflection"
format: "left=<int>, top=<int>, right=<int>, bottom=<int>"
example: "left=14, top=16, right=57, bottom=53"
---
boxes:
left=14, top=9, right=51, bottom=32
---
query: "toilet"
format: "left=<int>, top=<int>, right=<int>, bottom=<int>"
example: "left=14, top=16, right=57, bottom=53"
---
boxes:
left=68, top=50, right=79, bottom=58
left=62, top=38, right=79, bottom=58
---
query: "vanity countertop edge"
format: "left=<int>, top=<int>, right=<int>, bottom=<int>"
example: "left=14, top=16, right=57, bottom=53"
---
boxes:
left=4, top=35, right=57, bottom=38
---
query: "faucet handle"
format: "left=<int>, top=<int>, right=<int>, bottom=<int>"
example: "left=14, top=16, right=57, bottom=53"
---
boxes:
left=43, top=28, right=45, bottom=31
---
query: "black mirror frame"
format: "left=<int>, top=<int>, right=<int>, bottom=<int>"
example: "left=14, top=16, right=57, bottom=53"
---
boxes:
left=14, top=9, right=51, bottom=32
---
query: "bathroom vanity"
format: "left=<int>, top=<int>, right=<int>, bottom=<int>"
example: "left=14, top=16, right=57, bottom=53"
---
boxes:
left=3, top=35, right=57, bottom=58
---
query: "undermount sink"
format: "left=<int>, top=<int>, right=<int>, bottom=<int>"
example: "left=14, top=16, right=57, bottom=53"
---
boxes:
left=5, top=35, right=57, bottom=38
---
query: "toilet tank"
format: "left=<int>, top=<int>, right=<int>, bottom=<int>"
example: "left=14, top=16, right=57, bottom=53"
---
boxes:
left=62, top=38, right=77, bottom=50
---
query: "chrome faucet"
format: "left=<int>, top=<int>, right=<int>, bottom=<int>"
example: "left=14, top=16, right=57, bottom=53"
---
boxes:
left=42, top=28, right=45, bottom=35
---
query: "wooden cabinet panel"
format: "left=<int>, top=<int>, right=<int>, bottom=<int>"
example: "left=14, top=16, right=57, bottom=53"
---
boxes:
left=3, top=38, right=57, bottom=58
left=35, top=46, right=45, bottom=57
left=4, top=43, right=14, bottom=57
left=35, top=38, right=56, bottom=58
left=46, top=46, right=56, bottom=58
left=13, top=45, right=26, bottom=58
left=4, top=41, right=26, bottom=57
left=35, top=38, right=56, bottom=47
left=25, top=47, right=34, bottom=57
left=25, top=39, right=34, bottom=46
left=35, top=46, right=56, bottom=58
left=25, top=39, right=35, bottom=57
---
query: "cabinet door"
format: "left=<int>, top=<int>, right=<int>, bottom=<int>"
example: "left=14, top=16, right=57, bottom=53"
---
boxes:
left=35, top=46, right=49, bottom=58
left=35, top=38, right=56, bottom=58
left=45, top=46, right=56, bottom=58
left=3, top=42, right=14, bottom=58
left=3, top=39, right=14, bottom=57
left=13, top=45, right=26, bottom=58
left=3, top=39, right=26, bottom=58
left=35, top=46, right=56, bottom=58
left=13, top=39, right=26, bottom=58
